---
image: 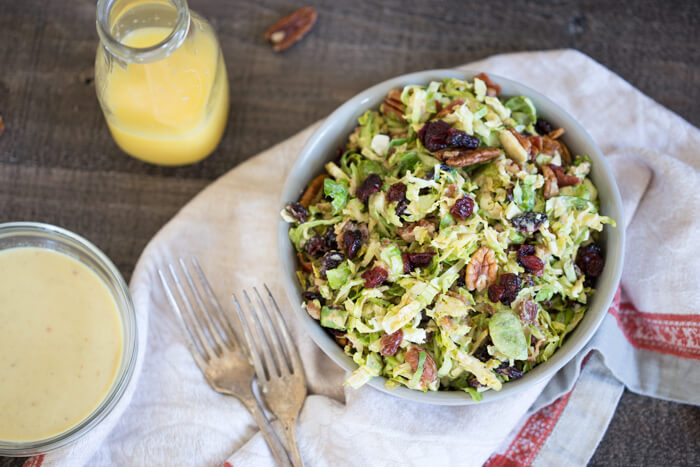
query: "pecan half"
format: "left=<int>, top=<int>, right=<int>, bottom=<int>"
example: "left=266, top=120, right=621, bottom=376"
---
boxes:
left=434, top=98, right=464, bottom=118
left=265, top=6, right=318, bottom=52
left=548, top=127, right=565, bottom=139
left=297, top=252, right=313, bottom=273
left=397, top=219, right=436, bottom=243
left=299, top=173, right=327, bottom=207
left=541, top=164, right=559, bottom=199
left=380, top=88, right=406, bottom=122
left=541, top=135, right=572, bottom=165
left=466, top=246, right=498, bottom=291
left=0, top=115, right=4, bottom=137
left=475, top=72, right=501, bottom=97
left=436, top=147, right=502, bottom=167
left=405, top=345, right=438, bottom=389
left=548, top=164, right=581, bottom=187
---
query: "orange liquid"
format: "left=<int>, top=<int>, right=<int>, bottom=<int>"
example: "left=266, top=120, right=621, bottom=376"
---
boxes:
left=100, top=26, right=229, bottom=165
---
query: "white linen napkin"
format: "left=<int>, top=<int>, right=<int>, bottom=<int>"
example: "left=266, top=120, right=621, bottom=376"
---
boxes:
left=31, top=48, right=699, bottom=467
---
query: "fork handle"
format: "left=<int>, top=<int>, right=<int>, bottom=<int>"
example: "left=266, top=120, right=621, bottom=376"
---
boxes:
left=282, top=419, right=304, bottom=467
left=243, top=398, right=292, bottom=467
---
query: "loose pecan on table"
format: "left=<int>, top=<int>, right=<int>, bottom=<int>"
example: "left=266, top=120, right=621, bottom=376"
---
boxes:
left=264, top=6, right=318, bottom=52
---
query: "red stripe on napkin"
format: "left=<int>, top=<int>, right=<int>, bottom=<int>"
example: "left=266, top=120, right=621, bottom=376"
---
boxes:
left=22, top=456, right=44, bottom=467
left=483, top=390, right=573, bottom=467
left=610, top=302, right=700, bottom=360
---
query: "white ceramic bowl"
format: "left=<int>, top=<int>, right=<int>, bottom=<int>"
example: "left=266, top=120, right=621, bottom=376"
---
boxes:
left=278, top=69, right=624, bottom=405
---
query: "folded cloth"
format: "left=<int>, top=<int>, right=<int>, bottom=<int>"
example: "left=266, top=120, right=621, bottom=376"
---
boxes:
left=32, top=49, right=698, bottom=467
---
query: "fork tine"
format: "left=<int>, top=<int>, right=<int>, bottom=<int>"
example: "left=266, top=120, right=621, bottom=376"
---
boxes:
left=242, top=290, right=281, bottom=381
left=190, top=257, right=244, bottom=348
left=253, top=287, right=291, bottom=375
left=179, top=258, right=228, bottom=353
left=158, top=268, right=209, bottom=371
left=167, top=263, right=217, bottom=361
left=232, top=293, right=268, bottom=389
left=264, top=284, right=303, bottom=374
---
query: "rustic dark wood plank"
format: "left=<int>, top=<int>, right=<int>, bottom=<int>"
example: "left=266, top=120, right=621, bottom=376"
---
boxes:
left=0, top=0, right=698, bottom=465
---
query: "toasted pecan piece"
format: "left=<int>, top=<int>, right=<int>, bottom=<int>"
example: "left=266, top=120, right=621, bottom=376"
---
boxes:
left=299, top=173, right=328, bottom=207
left=475, top=72, right=501, bottom=97
left=548, top=164, right=581, bottom=187
left=436, top=147, right=502, bottom=167
left=380, top=88, right=406, bottom=122
left=434, top=98, right=464, bottom=119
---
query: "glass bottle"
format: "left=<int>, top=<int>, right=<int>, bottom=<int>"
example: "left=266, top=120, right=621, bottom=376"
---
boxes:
left=95, top=0, right=229, bottom=165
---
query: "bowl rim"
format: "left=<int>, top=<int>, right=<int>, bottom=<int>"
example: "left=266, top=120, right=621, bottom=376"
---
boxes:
left=0, top=221, right=138, bottom=454
left=277, top=68, right=625, bottom=405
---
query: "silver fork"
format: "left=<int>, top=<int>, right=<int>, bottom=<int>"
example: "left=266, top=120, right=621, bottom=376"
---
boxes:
left=158, top=258, right=291, bottom=467
left=232, top=285, right=307, bottom=467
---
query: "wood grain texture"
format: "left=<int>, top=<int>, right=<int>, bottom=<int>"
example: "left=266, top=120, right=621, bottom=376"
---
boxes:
left=0, top=0, right=698, bottom=465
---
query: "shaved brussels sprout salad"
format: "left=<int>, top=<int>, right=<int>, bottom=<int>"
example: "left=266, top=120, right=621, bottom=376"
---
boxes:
left=282, top=73, right=615, bottom=400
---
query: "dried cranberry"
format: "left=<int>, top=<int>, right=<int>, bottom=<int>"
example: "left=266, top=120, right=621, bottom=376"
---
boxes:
left=456, top=268, right=466, bottom=287
left=488, top=284, right=505, bottom=303
left=343, top=230, right=362, bottom=259
left=506, top=185, right=515, bottom=203
left=379, top=329, right=403, bottom=356
left=420, top=309, right=430, bottom=325
left=576, top=243, right=605, bottom=278
left=419, top=120, right=452, bottom=152
left=499, top=273, right=522, bottom=305
left=409, top=252, right=435, bottom=269
left=302, top=291, right=324, bottom=304
left=450, top=196, right=474, bottom=220
left=319, top=251, right=344, bottom=278
left=356, top=174, right=382, bottom=203
left=324, top=227, right=338, bottom=251
left=305, top=235, right=328, bottom=258
left=473, top=343, right=491, bottom=362
left=520, top=255, right=544, bottom=275
left=395, top=199, right=409, bottom=216
left=511, top=212, right=547, bottom=233
left=516, top=244, right=536, bottom=262
left=386, top=182, right=407, bottom=203
left=494, top=362, right=524, bottom=380
left=535, top=118, right=553, bottom=135
left=285, top=202, right=309, bottom=223
left=404, top=252, right=435, bottom=272
left=362, top=266, right=388, bottom=288
left=447, top=130, right=479, bottom=149
left=418, top=120, right=478, bottom=152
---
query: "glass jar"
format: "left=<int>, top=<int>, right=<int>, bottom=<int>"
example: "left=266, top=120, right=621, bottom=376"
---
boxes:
left=0, top=222, right=137, bottom=456
left=95, top=0, right=229, bottom=166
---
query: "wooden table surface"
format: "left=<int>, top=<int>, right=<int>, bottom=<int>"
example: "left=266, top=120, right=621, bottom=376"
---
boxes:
left=1, top=0, right=698, bottom=465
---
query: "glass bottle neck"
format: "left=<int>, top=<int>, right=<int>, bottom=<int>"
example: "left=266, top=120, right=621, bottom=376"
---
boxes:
left=96, top=0, right=190, bottom=64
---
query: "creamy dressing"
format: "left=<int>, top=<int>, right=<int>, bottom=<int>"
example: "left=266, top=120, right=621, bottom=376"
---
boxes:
left=0, top=247, right=123, bottom=441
